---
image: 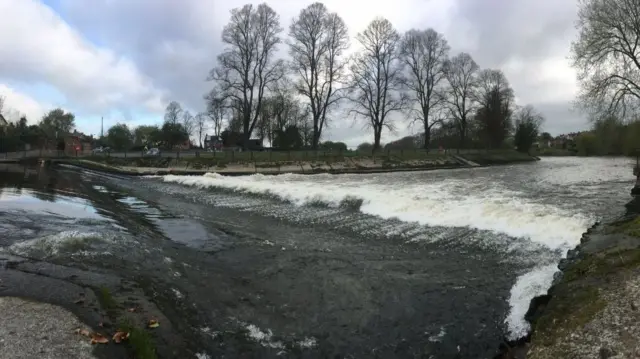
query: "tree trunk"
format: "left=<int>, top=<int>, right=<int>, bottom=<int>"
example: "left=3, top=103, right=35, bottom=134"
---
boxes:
left=373, top=126, right=382, bottom=152
left=458, top=119, right=466, bottom=151
left=423, top=121, right=430, bottom=150
left=312, top=124, right=321, bottom=150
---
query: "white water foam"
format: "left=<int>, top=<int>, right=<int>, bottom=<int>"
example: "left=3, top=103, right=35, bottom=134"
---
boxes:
left=6, top=230, right=108, bottom=259
left=505, top=264, right=558, bottom=339
left=162, top=172, right=595, bottom=339
left=163, top=173, right=591, bottom=250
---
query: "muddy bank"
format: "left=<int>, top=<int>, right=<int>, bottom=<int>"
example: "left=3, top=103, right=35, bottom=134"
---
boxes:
left=500, top=194, right=640, bottom=358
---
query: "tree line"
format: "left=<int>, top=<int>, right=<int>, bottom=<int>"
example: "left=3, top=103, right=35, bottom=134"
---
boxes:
left=201, top=2, right=545, bottom=153
left=573, top=117, right=640, bottom=156
left=0, top=98, right=76, bottom=152
left=4, top=2, right=555, bottom=154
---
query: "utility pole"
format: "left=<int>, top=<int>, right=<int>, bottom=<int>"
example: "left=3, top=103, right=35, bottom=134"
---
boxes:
left=101, top=117, right=104, bottom=139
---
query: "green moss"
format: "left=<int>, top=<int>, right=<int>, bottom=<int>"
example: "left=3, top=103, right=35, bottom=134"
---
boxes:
left=610, top=216, right=640, bottom=237
left=96, top=287, right=118, bottom=316
left=563, top=248, right=640, bottom=282
left=533, top=286, right=605, bottom=346
left=117, top=319, right=157, bottom=359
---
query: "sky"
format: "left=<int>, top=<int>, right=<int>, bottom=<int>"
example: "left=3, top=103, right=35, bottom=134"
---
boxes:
left=0, top=0, right=582, bottom=147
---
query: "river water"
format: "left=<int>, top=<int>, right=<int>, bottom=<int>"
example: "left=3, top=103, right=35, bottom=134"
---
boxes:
left=0, top=157, right=634, bottom=358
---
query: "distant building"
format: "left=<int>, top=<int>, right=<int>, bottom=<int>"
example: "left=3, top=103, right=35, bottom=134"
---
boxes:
left=64, top=130, right=93, bottom=153
left=0, top=113, right=7, bottom=127
left=204, top=134, right=223, bottom=151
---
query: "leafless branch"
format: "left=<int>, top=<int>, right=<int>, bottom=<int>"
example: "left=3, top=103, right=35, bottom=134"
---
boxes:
left=207, top=3, right=285, bottom=146
left=572, top=0, right=640, bottom=121
left=289, top=2, right=350, bottom=148
left=443, top=52, right=479, bottom=148
left=347, top=17, right=406, bottom=150
left=399, top=28, right=449, bottom=148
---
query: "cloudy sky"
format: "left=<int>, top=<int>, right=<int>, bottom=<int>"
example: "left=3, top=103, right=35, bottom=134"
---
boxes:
left=0, top=0, right=581, bottom=147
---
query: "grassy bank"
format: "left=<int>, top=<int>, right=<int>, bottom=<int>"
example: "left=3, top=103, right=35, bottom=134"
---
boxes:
left=525, top=207, right=640, bottom=358
left=53, top=149, right=538, bottom=176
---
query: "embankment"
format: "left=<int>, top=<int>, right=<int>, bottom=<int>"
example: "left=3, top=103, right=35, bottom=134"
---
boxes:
left=499, top=194, right=640, bottom=358
left=47, top=150, right=538, bottom=176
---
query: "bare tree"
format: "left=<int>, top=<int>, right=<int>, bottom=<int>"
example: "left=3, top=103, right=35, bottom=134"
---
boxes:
left=208, top=3, right=285, bottom=147
left=164, top=101, right=183, bottom=125
left=348, top=18, right=405, bottom=151
left=289, top=2, right=349, bottom=149
left=572, top=0, right=640, bottom=120
left=182, top=110, right=195, bottom=139
left=0, top=95, right=5, bottom=116
left=399, top=28, right=450, bottom=149
left=205, top=89, right=227, bottom=136
left=474, top=69, right=514, bottom=148
left=443, top=52, right=479, bottom=149
left=194, top=113, right=208, bottom=147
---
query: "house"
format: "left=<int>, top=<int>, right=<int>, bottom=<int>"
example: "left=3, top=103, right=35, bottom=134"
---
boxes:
left=0, top=113, right=7, bottom=127
left=204, top=134, right=223, bottom=151
left=64, top=131, right=93, bottom=153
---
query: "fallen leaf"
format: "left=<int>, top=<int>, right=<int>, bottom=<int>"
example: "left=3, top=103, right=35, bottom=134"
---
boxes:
left=90, top=333, right=109, bottom=344
left=112, top=331, right=130, bottom=343
left=148, top=319, right=159, bottom=328
left=75, top=328, right=91, bottom=337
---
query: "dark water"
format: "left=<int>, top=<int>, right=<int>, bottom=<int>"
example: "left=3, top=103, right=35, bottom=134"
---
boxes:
left=0, top=158, right=634, bottom=359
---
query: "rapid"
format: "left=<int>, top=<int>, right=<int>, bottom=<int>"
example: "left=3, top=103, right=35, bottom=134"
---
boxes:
left=0, top=157, right=634, bottom=358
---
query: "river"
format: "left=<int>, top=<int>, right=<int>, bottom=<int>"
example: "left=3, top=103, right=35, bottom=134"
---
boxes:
left=0, top=157, right=634, bottom=358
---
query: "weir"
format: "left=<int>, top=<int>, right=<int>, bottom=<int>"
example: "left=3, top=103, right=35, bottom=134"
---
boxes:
left=451, top=154, right=481, bottom=167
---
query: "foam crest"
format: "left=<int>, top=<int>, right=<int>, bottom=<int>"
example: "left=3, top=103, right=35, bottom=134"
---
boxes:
left=163, top=173, right=592, bottom=250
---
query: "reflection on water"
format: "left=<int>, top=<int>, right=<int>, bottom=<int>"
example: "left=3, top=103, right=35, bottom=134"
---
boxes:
left=0, top=164, right=221, bottom=252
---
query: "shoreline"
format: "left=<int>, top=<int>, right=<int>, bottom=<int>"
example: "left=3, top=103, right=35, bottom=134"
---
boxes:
left=5, top=152, right=540, bottom=177
left=496, top=192, right=640, bottom=358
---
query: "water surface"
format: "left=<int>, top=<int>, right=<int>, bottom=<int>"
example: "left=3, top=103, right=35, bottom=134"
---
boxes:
left=0, top=158, right=633, bottom=358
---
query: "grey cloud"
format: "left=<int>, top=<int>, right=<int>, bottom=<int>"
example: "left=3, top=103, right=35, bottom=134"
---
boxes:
left=57, top=0, right=586, bottom=141
left=451, top=0, right=577, bottom=67
left=533, top=102, right=587, bottom=135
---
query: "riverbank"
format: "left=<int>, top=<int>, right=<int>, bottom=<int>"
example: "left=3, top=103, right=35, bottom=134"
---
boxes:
left=34, top=150, right=538, bottom=176
left=502, top=195, right=640, bottom=358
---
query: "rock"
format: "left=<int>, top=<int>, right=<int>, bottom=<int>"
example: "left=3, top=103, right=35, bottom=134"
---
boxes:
left=524, top=294, right=552, bottom=325
left=599, top=346, right=616, bottom=359
left=580, top=234, right=590, bottom=244
left=631, top=301, right=638, bottom=311
left=566, top=248, right=580, bottom=261
left=551, top=271, right=564, bottom=286
left=557, top=258, right=570, bottom=271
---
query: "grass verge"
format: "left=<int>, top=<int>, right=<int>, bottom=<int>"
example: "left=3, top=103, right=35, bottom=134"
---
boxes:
left=117, top=319, right=157, bottom=359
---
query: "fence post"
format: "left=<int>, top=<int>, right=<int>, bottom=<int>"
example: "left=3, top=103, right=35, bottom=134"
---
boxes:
left=231, top=150, right=234, bottom=161
left=124, top=150, right=127, bottom=158
left=251, top=151, right=253, bottom=160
